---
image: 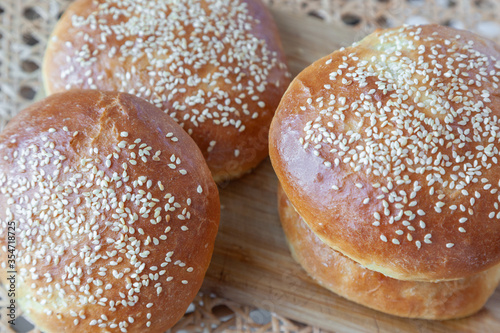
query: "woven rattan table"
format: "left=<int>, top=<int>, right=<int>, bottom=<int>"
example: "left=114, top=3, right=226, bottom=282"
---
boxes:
left=2, top=1, right=500, bottom=332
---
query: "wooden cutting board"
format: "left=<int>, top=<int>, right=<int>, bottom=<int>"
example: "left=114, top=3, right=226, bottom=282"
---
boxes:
left=201, top=10, right=500, bottom=333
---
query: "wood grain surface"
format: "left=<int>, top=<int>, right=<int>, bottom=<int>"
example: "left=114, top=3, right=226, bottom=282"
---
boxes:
left=201, top=10, right=500, bottom=333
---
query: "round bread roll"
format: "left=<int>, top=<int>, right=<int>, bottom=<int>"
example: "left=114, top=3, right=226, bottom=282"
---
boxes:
left=42, top=0, right=290, bottom=183
left=278, top=183, right=500, bottom=319
left=0, top=90, right=220, bottom=332
left=269, top=24, right=500, bottom=282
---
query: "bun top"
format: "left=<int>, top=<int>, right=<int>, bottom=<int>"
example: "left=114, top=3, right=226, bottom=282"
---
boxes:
left=42, top=0, right=290, bottom=182
left=0, top=90, right=219, bottom=332
left=270, top=24, right=500, bottom=282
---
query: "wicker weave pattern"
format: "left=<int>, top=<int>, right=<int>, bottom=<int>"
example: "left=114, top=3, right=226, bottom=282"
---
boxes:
left=2, top=0, right=500, bottom=332
left=0, top=0, right=73, bottom=129
left=266, top=0, right=500, bottom=38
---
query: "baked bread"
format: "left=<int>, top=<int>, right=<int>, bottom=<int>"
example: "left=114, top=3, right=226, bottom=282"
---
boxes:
left=270, top=24, right=500, bottom=282
left=278, top=183, right=500, bottom=319
left=0, top=90, right=220, bottom=332
left=42, top=0, right=290, bottom=183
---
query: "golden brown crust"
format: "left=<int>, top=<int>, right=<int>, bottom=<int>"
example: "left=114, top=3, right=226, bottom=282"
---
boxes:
left=42, top=0, right=290, bottom=183
left=270, top=24, right=500, bottom=281
left=0, top=90, right=220, bottom=332
left=278, top=183, right=500, bottom=319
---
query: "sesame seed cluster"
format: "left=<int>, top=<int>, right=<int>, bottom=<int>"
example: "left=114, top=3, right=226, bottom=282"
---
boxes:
left=0, top=91, right=219, bottom=332
left=270, top=25, right=500, bottom=281
left=43, top=0, right=290, bottom=180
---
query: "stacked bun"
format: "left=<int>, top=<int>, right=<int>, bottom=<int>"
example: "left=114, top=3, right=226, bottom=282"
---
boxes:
left=278, top=184, right=500, bottom=319
left=0, top=90, right=220, bottom=332
left=270, top=24, right=500, bottom=318
left=42, top=0, right=290, bottom=182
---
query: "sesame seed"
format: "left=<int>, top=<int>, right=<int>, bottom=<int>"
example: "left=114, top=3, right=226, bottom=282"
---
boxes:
left=294, top=25, right=500, bottom=254
left=0, top=116, right=209, bottom=331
